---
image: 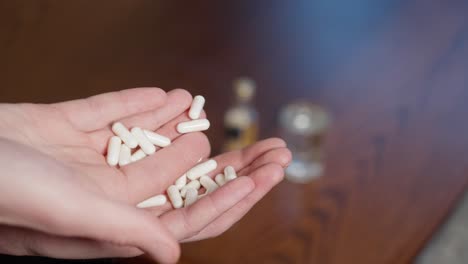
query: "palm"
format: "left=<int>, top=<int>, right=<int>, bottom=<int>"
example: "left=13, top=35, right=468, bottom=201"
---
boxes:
left=3, top=101, right=130, bottom=202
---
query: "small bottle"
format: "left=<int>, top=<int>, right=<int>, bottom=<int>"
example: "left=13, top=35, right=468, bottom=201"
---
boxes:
left=223, top=77, right=259, bottom=151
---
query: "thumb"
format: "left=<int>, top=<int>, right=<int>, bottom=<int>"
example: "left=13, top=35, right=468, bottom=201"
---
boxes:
left=3, top=187, right=180, bottom=263
left=0, top=139, right=180, bottom=263
left=52, top=192, right=181, bottom=263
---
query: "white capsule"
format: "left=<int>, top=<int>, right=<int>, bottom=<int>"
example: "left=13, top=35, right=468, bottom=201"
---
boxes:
left=215, top=173, right=227, bottom=186
left=186, top=159, right=217, bottom=180
left=130, top=149, right=147, bottom=162
left=118, top=144, right=131, bottom=167
left=106, top=136, right=122, bottom=166
left=112, top=122, right=138, bottom=148
left=200, top=175, right=219, bottom=194
left=175, top=174, right=187, bottom=190
left=143, top=130, right=171, bottom=147
left=188, top=95, right=206, bottom=120
left=167, top=185, right=183, bottom=209
left=184, top=188, right=198, bottom=207
left=131, top=127, right=156, bottom=155
left=136, top=194, right=167, bottom=208
left=224, top=166, right=237, bottom=181
left=181, top=180, right=201, bottom=197
left=176, top=119, right=210, bottom=134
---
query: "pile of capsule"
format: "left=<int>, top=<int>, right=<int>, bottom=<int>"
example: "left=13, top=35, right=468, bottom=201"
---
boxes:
left=137, top=161, right=238, bottom=209
left=105, top=95, right=238, bottom=209
left=106, top=95, right=209, bottom=167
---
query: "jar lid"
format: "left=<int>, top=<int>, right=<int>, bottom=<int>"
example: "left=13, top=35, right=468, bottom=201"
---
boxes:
left=279, top=102, right=330, bottom=135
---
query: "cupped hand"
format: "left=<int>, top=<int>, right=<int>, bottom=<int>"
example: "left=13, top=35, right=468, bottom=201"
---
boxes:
left=0, top=88, right=291, bottom=262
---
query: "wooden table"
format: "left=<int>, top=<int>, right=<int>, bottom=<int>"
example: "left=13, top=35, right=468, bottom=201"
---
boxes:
left=1, top=1, right=468, bottom=263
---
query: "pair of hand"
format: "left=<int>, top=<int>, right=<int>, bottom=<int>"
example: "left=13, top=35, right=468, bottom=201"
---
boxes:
left=0, top=88, right=291, bottom=263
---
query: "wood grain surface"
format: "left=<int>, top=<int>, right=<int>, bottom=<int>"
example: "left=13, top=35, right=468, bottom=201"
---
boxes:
left=1, top=1, right=468, bottom=263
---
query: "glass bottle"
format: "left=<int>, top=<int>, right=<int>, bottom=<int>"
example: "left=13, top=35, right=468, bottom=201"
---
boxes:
left=223, top=77, right=259, bottom=151
left=279, top=102, right=330, bottom=183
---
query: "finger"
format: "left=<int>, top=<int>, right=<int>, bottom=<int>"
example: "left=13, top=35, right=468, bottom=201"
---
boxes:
left=204, top=138, right=287, bottom=178
left=182, top=163, right=285, bottom=242
left=54, top=88, right=167, bottom=132
left=0, top=139, right=179, bottom=262
left=58, top=194, right=180, bottom=263
left=139, top=147, right=291, bottom=216
left=117, top=89, right=192, bottom=131
left=237, top=147, right=291, bottom=175
left=160, top=176, right=255, bottom=240
left=89, top=89, right=193, bottom=153
left=123, top=132, right=211, bottom=203
left=141, top=138, right=286, bottom=214
left=15, top=186, right=181, bottom=263
left=0, top=225, right=142, bottom=259
left=128, top=138, right=284, bottom=211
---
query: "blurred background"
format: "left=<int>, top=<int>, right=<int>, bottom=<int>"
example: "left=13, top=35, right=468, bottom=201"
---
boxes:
left=1, top=0, right=468, bottom=263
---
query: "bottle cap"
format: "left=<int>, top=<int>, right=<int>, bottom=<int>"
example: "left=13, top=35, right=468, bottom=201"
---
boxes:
left=234, top=77, right=255, bottom=102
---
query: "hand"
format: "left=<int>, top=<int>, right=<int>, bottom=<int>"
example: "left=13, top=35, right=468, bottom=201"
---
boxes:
left=0, top=88, right=291, bottom=262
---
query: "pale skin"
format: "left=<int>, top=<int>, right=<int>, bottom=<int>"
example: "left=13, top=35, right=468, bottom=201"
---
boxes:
left=0, top=88, right=292, bottom=263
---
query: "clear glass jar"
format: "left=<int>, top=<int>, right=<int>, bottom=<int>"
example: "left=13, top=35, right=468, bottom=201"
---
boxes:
left=279, top=102, right=330, bottom=183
